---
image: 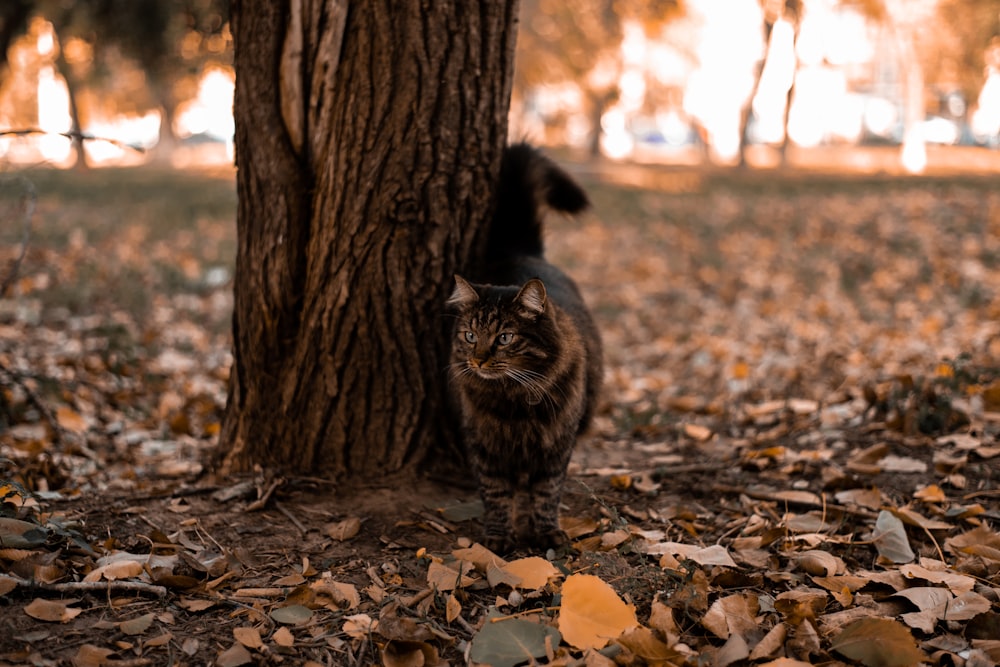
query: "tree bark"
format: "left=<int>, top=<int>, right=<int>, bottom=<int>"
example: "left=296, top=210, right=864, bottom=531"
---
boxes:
left=219, top=1, right=520, bottom=479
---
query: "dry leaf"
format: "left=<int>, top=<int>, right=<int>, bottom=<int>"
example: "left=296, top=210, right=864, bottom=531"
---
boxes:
left=342, top=613, right=378, bottom=639
left=830, top=617, right=926, bottom=667
left=119, top=612, right=155, bottom=636
left=558, top=573, right=638, bottom=650
left=427, top=560, right=476, bottom=591
left=793, top=550, right=843, bottom=577
left=272, top=626, right=295, bottom=647
left=72, top=644, right=114, bottom=667
left=701, top=593, right=759, bottom=640
left=445, top=593, right=461, bottom=623
left=500, top=556, right=560, bottom=590
left=233, top=626, right=263, bottom=650
left=25, top=598, right=83, bottom=623
left=324, top=517, right=361, bottom=541
left=899, top=563, right=975, bottom=594
left=216, top=643, right=253, bottom=667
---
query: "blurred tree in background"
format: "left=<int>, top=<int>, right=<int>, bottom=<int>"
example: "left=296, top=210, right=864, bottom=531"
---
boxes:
left=1, top=0, right=229, bottom=167
left=2, top=0, right=999, bottom=165
left=514, top=0, right=683, bottom=156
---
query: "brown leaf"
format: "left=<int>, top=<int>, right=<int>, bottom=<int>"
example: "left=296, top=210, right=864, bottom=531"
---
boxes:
left=324, top=517, right=361, bottom=541
left=119, top=612, right=155, bottom=636
left=71, top=644, right=114, bottom=667
left=216, top=643, right=253, bottom=667
left=25, top=598, right=83, bottom=623
left=272, top=626, right=295, bottom=647
left=382, top=640, right=446, bottom=667
left=830, top=618, right=926, bottom=667
left=233, top=626, right=263, bottom=650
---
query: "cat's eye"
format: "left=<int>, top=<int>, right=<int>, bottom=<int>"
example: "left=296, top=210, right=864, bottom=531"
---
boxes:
left=497, top=332, right=514, bottom=346
left=463, top=331, right=477, bottom=343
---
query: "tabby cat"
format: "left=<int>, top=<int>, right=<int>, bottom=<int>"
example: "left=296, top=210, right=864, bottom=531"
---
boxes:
left=447, top=143, right=602, bottom=553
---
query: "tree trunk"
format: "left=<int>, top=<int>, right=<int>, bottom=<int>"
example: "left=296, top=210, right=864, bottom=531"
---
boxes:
left=218, top=1, right=519, bottom=479
left=53, top=28, right=89, bottom=171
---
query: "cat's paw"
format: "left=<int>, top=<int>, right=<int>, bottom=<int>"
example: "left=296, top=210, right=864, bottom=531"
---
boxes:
left=532, top=528, right=571, bottom=552
left=482, top=534, right=516, bottom=555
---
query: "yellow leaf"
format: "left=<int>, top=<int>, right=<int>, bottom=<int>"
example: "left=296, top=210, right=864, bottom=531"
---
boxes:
left=558, top=574, right=638, bottom=650
left=500, top=557, right=561, bottom=590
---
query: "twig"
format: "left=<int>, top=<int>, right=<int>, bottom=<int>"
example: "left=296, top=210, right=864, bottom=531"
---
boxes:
left=247, top=476, right=284, bottom=511
left=0, top=128, right=147, bottom=153
left=0, top=174, right=35, bottom=296
left=275, top=500, right=308, bottom=536
left=6, top=575, right=167, bottom=598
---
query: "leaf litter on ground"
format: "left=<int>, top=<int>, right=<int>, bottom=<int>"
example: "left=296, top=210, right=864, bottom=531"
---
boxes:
left=1, top=163, right=1000, bottom=664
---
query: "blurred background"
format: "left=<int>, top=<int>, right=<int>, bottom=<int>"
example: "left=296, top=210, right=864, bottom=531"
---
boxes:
left=0, top=0, right=999, bottom=173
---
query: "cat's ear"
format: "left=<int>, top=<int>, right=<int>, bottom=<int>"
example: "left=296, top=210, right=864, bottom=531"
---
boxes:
left=515, top=279, right=547, bottom=317
left=447, top=275, right=479, bottom=308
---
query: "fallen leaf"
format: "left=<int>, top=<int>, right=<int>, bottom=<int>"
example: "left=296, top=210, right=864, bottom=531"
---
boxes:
left=445, top=593, right=461, bottom=623
left=871, top=510, right=914, bottom=563
left=233, top=626, right=263, bottom=650
left=382, top=640, right=445, bottom=667
left=899, top=563, right=975, bottom=594
left=427, top=560, right=476, bottom=591
left=342, top=613, right=378, bottom=639
left=216, top=643, right=253, bottom=667
left=558, top=573, right=638, bottom=650
left=617, top=626, right=687, bottom=664
left=72, top=644, right=113, bottom=667
left=834, top=488, right=883, bottom=510
left=269, top=604, right=313, bottom=625
left=119, top=612, right=155, bottom=636
left=470, top=609, right=561, bottom=667
left=0, top=517, right=48, bottom=548
left=272, top=626, right=295, bottom=647
left=0, top=575, right=18, bottom=595
left=25, top=598, right=83, bottom=623
left=501, top=556, right=560, bottom=590
left=793, top=550, right=843, bottom=576
left=701, top=592, right=759, bottom=640
left=324, top=517, right=361, bottom=541
left=830, top=617, right=926, bottom=667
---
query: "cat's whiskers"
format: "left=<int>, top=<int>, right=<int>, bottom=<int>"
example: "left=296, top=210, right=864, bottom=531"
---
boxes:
left=504, top=367, right=559, bottom=411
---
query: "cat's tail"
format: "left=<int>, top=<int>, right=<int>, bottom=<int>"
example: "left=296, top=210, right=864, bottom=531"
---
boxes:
left=487, top=142, right=589, bottom=260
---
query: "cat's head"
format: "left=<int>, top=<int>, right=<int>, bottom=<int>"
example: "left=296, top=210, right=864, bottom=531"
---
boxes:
left=447, top=275, right=555, bottom=384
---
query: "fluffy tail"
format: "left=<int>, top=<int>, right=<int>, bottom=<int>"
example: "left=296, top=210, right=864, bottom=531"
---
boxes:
left=486, top=143, right=589, bottom=260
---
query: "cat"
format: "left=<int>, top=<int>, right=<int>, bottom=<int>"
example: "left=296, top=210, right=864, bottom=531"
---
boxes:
left=447, top=143, right=602, bottom=554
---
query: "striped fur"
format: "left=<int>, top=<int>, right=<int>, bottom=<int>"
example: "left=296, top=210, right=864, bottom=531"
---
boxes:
left=448, top=144, right=602, bottom=553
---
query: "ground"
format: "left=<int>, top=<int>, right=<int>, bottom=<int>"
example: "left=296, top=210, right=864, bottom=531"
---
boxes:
left=2, top=150, right=1000, bottom=666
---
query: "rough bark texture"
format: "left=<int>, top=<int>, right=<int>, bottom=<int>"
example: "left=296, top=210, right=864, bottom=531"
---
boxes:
left=219, top=1, right=520, bottom=478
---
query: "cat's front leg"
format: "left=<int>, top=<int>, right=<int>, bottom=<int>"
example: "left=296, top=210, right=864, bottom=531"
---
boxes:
left=478, top=473, right=516, bottom=554
left=528, top=473, right=571, bottom=551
